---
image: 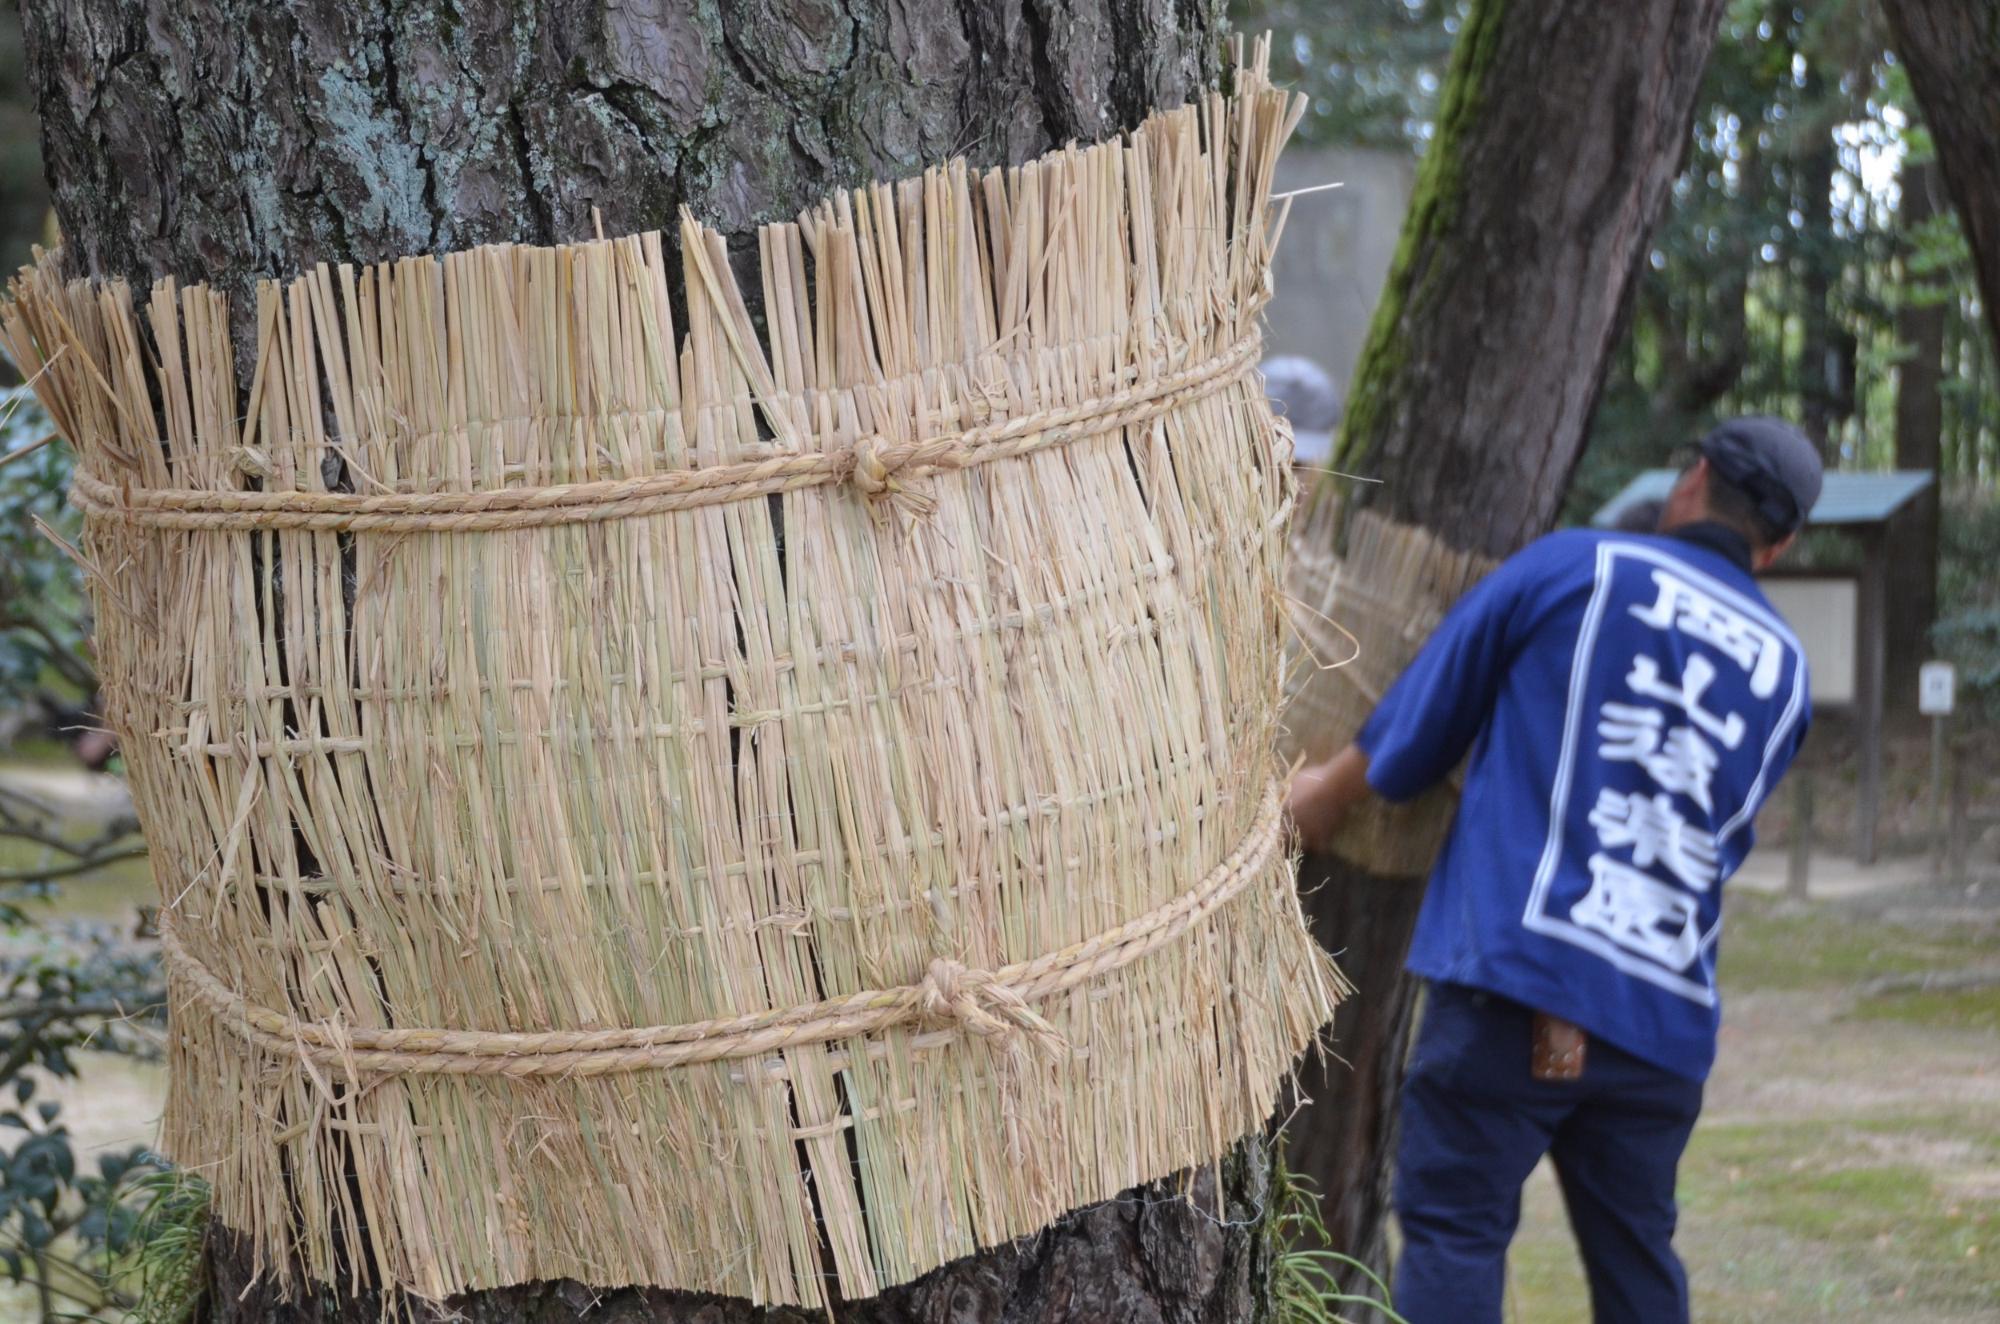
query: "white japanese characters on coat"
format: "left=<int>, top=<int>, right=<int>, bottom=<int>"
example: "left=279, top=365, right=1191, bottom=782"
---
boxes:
left=1568, top=562, right=1779, bottom=976
left=1630, top=567, right=1789, bottom=698
left=1573, top=855, right=1702, bottom=970
left=1596, top=703, right=1722, bottom=813
left=1587, top=789, right=1721, bottom=891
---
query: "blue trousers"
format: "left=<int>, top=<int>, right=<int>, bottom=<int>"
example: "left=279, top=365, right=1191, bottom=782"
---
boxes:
left=1391, top=982, right=1704, bottom=1324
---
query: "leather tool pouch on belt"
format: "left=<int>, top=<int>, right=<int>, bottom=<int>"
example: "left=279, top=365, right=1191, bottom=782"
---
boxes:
left=1532, top=1013, right=1588, bottom=1081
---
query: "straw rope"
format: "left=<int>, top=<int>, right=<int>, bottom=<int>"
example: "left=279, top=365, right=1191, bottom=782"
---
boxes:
left=164, top=783, right=1286, bottom=1078
left=69, top=335, right=1259, bottom=533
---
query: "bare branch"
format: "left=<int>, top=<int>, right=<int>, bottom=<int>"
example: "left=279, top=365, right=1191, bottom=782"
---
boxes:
left=0, top=846, right=150, bottom=884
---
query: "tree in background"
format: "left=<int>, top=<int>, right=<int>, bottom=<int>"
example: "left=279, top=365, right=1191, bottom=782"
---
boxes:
left=1250, top=0, right=2000, bottom=713
left=1887, top=153, right=1947, bottom=704
left=1278, top=0, right=1729, bottom=1293
left=1884, top=0, right=2000, bottom=357
left=0, top=7, right=49, bottom=289
left=1572, top=0, right=2000, bottom=710
left=1581, top=1, right=1890, bottom=497
left=1883, top=0, right=2000, bottom=706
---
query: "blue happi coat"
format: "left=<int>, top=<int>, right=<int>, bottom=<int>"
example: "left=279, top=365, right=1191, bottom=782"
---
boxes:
left=1357, top=526, right=1810, bottom=1080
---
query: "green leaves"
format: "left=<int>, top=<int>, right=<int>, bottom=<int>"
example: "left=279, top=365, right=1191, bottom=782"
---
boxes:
left=0, top=819, right=169, bottom=1320
left=1234, top=0, right=1461, bottom=149
left=0, top=387, right=92, bottom=707
left=1267, top=1152, right=1411, bottom=1324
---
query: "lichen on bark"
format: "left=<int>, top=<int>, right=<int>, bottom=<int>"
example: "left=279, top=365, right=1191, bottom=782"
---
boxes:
left=22, top=0, right=1220, bottom=294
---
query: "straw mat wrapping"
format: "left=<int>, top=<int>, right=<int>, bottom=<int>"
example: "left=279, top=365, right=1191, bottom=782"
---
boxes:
left=1280, top=494, right=1496, bottom=876
left=1, top=61, right=1343, bottom=1309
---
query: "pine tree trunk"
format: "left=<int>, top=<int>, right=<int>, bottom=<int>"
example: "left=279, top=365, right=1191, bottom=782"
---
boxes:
left=1886, top=0, right=2000, bottom=358
left=18, top=4, right=1289, bottom=1321
left=1289, top=0, right=1727, bottom=1295
left=23, top=0, right=1218, bottom=294
left=201, top=1150, right=1278, bottom=1324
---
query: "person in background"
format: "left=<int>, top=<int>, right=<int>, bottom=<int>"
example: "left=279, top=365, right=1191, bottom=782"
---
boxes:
left=1287, top=418, right=1824, bottom=1324
left=1261, top=354, right=1342, bottom=469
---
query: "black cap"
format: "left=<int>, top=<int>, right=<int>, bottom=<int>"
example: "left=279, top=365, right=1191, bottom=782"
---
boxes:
left=1697, top=416, right=1824, bottom=537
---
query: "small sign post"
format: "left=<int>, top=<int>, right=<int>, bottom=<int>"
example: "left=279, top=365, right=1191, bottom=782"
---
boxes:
left=1920, top=661, right=1956, bottom=869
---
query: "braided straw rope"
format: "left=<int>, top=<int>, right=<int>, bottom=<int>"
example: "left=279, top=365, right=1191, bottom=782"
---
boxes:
left=165, top=783, right=1286, bottom=1079
left=72, top=335, right=1259, bottom=533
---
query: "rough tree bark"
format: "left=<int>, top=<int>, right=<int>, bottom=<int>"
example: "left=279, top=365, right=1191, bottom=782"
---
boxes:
left=18, top=3, right=1289, bottom=1322
left=1885, top=0, right=2000, bottom=358
left=204, top=1153, right=1277, bottom=1324
left=1288, top=0, right=1728, bottom=1293
left=24, top=0, right=1216, bottom=296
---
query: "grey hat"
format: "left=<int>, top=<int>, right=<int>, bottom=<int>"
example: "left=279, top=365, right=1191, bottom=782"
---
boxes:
left=1698, top=416, right=1824, bottom=536
left=1261, top=355, right=1341, bottom=466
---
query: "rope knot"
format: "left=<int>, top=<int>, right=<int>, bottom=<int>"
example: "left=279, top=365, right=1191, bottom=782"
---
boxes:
left=844, top=437, right=936, bottom=519
left=849, top=436, right=897, bottom=499
left=917, top=958, right=1066, bottom=1058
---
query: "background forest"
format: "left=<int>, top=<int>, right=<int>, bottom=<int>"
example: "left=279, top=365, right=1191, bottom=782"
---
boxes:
left=1249, top=0, right=2000, bottom=718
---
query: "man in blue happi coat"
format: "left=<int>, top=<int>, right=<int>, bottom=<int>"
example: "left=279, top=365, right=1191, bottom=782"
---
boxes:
left=1287, top=418, right=1824, bottom=1323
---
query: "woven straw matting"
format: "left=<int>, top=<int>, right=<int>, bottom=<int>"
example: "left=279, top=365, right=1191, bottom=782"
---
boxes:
left=1280, top=493, right=1495, bottom=876
left=2, top=52, right=1343, bottom=1309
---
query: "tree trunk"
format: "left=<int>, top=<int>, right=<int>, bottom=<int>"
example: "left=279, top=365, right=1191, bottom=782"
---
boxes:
left=1886, top=0, right=2000, bottom=358
left=1796, top=55, right=1839, bottom=456
left=1887, top=158, right=1946, bottom=710
left=203, top=1149, right=1277, bottom=1324
left=1291, top=0, right=1727, bottom=1293
left=1286, top=852, right=1423, bottom=1286
left=18, top=3, right=1288, bottom=1321
left=24, top=0, right=1217, bottom=293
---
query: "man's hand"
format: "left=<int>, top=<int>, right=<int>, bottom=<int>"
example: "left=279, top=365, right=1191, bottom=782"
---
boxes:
left=1285, top=744, right=1374, bottom=853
